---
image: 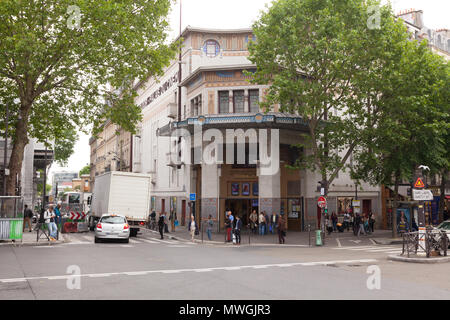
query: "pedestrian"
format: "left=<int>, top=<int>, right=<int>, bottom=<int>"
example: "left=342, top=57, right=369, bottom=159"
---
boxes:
left=264, top=212, right=270, bottom=235
left=234, top=216, right=242, bottom=245
left=249, top=210, right=258, bottom=234
left=278, top=213, right=286, bottom=244
left=205, top=214, right=215, bottom=241
left=343, top=212, right=350, bottom=231
left=258, top=212, right=266, bottom=235
left=326, top=215, right=333, bottom=235
left=225, top=212, right=232, bottom=242
left=23, top=204, right=33, bottom=232
left=331, top=212, right=338, bottom=232
left=158, top=212, right=165, bottom=239
left=55, top=201, right=62, bottom=231
left=163, top=212, right=169, bottom=233
left=356, top=214, right=366, bottom=237
left=44, top=205, right=58, bottom=241
left=369, top=211, right=375, bottom=233
left=169, top=210, right=176, bottom=232
left=270, top=212, right=279, bottom=234
left=188, top=215, right=198, bottom=242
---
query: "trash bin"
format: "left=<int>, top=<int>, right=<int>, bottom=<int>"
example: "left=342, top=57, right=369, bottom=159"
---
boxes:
left=316, top=230, right=322, bottom=246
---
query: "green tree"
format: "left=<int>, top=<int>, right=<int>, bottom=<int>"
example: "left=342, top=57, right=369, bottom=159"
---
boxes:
left=351, top=40, right=449, bottom=237
left=0, top=0, right=178, bottom=195
left=79, top=165, right=90, bottom=177
left=248, top=0, right=409, bottom=198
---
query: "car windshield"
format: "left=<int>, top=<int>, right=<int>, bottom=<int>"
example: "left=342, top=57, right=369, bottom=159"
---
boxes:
left=101, top=216, right=126, bottom=224
left=437, top=221, right=450, bottom=230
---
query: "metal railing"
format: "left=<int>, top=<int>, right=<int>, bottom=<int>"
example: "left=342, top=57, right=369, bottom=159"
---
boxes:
left=402, top=228, right=448, bottom=258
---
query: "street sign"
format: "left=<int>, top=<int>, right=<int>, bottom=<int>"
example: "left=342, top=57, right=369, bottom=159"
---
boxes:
left=317, top=196, right=327, bottom=208
left=414, top=178, right=425, bottom=189
left=412, top=189, right=434, bottom=201
left=190, top=193, right=196, bottom=201
left=69, top=212, right=86, bottom=220
left=352, top=200, right=361, bottom=207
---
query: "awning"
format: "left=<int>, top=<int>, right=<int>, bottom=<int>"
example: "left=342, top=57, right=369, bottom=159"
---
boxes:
left=446, top=195, right=450, bottom=200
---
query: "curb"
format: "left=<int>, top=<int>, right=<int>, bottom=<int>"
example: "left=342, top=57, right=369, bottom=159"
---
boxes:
left=0, top=240, right=65, bottom=247
left=373, top=239, right=403, bottom=245
left=388, top=254, right=450, bottom=264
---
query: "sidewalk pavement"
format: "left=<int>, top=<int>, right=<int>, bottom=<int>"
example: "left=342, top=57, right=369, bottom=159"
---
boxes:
left=0, top=224, right=65, bottom=247
left=145, top=226, right=398, bottom=247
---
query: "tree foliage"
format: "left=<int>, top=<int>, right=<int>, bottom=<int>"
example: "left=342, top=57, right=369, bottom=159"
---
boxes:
left=0, top=0, right=178, bottom=194
left=247, top=0, right=410, bottom=188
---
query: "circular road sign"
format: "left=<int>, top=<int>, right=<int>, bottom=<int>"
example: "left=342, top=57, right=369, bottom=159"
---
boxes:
left=318, top=196, right=327, bottom=208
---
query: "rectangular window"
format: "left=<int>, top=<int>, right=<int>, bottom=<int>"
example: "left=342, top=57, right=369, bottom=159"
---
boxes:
left=249, top=89, right=259, bottom=113
left=233, top=90, right=245, bottom=113
left=218, top=91, right=229, bottom=114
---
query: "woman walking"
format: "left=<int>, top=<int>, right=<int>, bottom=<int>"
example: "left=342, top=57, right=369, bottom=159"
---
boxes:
left=205, top=214, right=214, bottom=241
left=188, top=215, right=198, bottom=242
left=158, top=212, right=165, bottom=239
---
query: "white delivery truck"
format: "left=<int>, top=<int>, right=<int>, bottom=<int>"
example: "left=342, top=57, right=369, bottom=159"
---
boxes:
left=89, top=172, right=151, bottom=237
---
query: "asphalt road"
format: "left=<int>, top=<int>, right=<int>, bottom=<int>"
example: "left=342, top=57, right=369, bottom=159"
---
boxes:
left=1, top=230, right=449, bottom=300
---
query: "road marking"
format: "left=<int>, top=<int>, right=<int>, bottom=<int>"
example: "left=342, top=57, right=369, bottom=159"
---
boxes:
left=0, top=259, right=377, bottom=283
left=370, top=238, right=377, bottom=245
left=81, top=235, right=92, bottom=242
left=336, top=238, right=342, bottom=248
left=333, top=245, right=385, bottom=250
left=141, top=239, right=158, bottom=244
left=168, top=245, right=190, bottom=248
left=129, top=239, right=141, bottom=244
left=151, top=238, right=177, bottom=244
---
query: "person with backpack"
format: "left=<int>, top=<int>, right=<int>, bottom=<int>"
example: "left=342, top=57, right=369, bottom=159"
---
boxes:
left=23, top=204, right=33, bottom=232
left=44, top=205, right=58, bottom=241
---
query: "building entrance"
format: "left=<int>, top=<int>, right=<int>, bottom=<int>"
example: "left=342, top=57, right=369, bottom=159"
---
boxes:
left=225, top=199, right=258, bottom=227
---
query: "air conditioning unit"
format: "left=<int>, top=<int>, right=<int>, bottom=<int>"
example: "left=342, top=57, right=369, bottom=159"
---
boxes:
left=167, top=103, right=178, bottom=119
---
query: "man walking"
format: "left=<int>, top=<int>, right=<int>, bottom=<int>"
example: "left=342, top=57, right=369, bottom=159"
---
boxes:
left=355, top=213, right=366, bottom=237
left=249, top=210, right=258, bottom=234
left=270, top=212, right=279, bottom=235
left=44, top=205, right=58, bottom=241
left=278, top=213, right=286, bottom=244
left=234, top=216, right=242, bottom=245
left=158, top=212, right=165, bottom=239
left=23, top=205, right=33, bottom=232
left=331, top=212, right=338, bottom=232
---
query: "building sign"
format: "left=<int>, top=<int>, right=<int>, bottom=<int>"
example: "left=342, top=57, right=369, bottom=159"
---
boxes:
left=139, top=73, right=179, bottom=109
left=412, top=189, right=434, bottom=201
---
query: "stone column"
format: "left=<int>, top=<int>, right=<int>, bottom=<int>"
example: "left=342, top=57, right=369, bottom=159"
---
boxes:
left=201, top=164, right=220, bottom=221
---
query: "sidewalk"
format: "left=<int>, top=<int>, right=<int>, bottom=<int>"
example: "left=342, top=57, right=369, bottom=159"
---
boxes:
left=0, top=225, right=65, bottom=247
left=145, top=226, right=396, bottom=247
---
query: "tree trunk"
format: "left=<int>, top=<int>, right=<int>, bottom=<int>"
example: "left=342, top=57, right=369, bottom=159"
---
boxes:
left=391, top=171, right=400, bottom=239
left=5, top=103, right=31, bottom=196
left=438, top=169, right=448, bottom=223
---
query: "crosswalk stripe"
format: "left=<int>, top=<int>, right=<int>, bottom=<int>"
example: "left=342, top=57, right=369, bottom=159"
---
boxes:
left=340, top=246, right=396, bottom=251
left=141, top=239, right=158, bottom=244
left=333, top=246, right=380, bottom=250
left=151, top=238, right=177, bottom=244
left=366, top=248, right=402, bottom=252
left=81, top=236, right=92, bottom=242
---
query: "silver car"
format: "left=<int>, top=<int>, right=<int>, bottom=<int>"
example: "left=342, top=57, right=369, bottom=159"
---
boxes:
left=436, top=220, right=450, bottom=247
left=95, top=214, right=130, bottom=243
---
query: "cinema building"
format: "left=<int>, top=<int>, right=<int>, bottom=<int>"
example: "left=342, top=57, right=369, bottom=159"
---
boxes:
left=131, top=27, right=382, bottom=231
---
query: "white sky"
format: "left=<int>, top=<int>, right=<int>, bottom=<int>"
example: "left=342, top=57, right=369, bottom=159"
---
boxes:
left=49, top=0, right=449, bottom=180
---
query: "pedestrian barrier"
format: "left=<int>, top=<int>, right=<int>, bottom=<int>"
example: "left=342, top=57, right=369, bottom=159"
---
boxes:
left=402, top=228, right=448, bottom=258
left=0, top=196, right=24, bottom=242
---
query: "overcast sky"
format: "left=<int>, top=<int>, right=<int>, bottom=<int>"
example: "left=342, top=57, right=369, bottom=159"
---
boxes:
left=48, top=0, right=449, bottom=180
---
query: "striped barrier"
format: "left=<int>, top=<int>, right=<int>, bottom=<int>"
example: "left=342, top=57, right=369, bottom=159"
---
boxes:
left=0, top=219, right=24, bottom=241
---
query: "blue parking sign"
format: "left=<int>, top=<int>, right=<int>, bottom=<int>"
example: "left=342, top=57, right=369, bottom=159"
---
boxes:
left=190, top=193, right=196, bottom=201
